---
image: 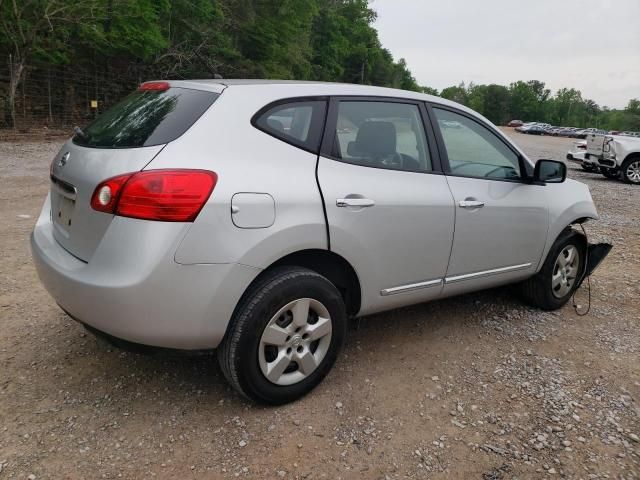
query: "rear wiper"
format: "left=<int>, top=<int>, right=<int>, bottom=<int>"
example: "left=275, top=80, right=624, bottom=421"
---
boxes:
left=73, top=126, right=88, bottom=139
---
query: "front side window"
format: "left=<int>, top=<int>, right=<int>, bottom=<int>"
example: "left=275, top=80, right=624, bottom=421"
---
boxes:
left=433, top=108, right=521, bottom=180
left=331, top=101, right=432, bottom=172
left=254, top=100, right=327, bottom=152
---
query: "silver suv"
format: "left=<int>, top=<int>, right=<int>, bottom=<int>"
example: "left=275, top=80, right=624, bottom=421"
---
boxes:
left=32, top=80, right=607, bottom=404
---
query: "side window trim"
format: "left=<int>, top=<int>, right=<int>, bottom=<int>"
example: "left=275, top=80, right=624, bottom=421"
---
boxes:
left=426, top=102, right=532, bottom=182
left=319, top=95, right=444, bottom=174
left=251, top=96, right=329, bottom=155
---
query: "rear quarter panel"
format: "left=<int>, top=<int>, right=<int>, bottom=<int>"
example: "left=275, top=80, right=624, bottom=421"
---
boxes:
left=146, top=86, right=328, bottom=267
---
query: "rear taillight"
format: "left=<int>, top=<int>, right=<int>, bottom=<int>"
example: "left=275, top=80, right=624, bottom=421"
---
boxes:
left=90, top=173, right=132, bottom=213
left=90, top=170, right=217, bottom=222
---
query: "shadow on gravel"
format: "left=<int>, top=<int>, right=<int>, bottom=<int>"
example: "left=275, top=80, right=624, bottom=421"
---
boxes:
left=22, top=287, right=528, bottom=411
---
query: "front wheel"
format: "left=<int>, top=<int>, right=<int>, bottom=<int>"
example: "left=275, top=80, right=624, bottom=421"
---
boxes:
left=517, top=229, right=585, bottom=310
left=218, top=266, right=347, bottom=404
left=621, top=156, right=640, bottom=185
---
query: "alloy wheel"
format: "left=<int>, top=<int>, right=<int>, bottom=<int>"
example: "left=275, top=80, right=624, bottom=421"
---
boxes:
left=552, top=245, right=580, bottom=298
left=625, top=160, right=640, bottom=183
left=258, top=298, right=332, bottom=386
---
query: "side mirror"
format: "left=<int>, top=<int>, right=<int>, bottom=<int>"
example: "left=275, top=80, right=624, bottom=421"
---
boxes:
left=534, top=159, right=566, bottom=183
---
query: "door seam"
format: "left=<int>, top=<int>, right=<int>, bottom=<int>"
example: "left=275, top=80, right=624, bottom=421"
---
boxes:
left=442, top=174, right=457, bottom=280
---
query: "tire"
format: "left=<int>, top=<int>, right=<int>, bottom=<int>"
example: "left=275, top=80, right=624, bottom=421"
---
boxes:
left=601, top=168, right=620, bottom=180
left=218, top=266, right=347, bottom=405
left=517, top=229, right=586, bottom=311
left=620, top=156, right=640, bottom=185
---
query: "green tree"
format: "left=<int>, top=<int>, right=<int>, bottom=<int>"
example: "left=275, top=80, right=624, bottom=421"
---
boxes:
left=552, top=88, right=583, bottom=126
left=0, top=0, right=97, bottom=126
left=441, top=83, right=467, bottom=105
left=466, top=83, right=487, bottom=114
left=419, top=86, right=439, bottom=96
left=483, top=84, right=511, bottom=125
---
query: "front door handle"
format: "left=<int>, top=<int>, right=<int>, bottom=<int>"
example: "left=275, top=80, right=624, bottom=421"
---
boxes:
left=458, top=200, right=485, bottom=208
left=336, top=198, right=375, bottom=208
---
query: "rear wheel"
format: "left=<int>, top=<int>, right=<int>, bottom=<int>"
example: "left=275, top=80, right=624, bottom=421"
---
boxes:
left=518, top=229, right=585, bottom=311
left=218, top=267, right=347, bottom=404
left=621, top=156, right=640, bottom=185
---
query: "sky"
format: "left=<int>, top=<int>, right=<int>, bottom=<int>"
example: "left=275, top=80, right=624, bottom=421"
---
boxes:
left=372, top=0, right=640, bottom=109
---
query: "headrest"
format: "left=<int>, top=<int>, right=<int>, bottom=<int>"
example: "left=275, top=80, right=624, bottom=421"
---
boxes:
left=352, top=121, right=397, bottom=157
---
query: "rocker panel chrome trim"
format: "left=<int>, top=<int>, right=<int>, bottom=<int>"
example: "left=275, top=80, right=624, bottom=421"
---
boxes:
left=380, top=278, right=443, bottom=296
left=445, top=263, right=532, bottom=284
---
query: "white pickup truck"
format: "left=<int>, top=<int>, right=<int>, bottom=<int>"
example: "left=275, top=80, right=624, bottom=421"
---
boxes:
left=585, top=133, right=640, bottom=184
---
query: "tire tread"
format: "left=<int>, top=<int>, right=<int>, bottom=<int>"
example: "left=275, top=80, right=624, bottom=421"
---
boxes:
left=518, top=228, right=585, bottom=311
left=218, top=266, right=333, bottom=402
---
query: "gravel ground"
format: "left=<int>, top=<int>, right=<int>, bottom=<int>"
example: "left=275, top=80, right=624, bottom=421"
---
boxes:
left=0, top=130, right=638, bottom=479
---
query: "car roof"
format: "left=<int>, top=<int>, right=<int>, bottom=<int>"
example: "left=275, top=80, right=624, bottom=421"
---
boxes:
left=163, top=78, right=473, bottom=113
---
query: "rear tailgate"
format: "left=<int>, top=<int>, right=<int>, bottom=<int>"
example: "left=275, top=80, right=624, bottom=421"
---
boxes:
left=586, top=133, right=605, bottom=158
left=48, top=84, right=220, bottom=262
left=50, top=143, right=164, bottom=261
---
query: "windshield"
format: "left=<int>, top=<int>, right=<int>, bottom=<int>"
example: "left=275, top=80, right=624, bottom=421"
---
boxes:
left=73, top=87, right=218, bottom=148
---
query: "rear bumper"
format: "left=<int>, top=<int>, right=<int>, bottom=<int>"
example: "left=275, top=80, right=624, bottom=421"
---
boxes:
left=597, top=158, right=617, bottom=168
left=31, top=198, right=260, bottom=350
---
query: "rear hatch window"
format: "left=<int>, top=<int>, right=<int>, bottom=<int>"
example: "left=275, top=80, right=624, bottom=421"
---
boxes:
left=73, top=87, right=219, bottom=148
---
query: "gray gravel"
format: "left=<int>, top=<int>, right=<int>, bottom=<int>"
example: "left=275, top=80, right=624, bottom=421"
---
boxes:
left=0, top=131, right=638, bottom=479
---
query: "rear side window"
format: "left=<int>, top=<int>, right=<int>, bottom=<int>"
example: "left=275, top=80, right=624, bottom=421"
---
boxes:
left=331, top=101, right=432, bottom=172
left=254, top=100, right=327, bottom=152
left=73, top=87, right=219, bottom=148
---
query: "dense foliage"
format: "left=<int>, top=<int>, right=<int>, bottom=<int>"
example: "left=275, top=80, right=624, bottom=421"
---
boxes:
left=436, top=81, right=640, bottom=131
left=0, top=0, right=419, bottom=127
left=0, top=0, right=637, bottom=131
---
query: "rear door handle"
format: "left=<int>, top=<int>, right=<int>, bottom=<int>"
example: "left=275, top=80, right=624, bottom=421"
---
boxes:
left=458, top=200, right=485, bottom=208
left=336, top=198, right=375, bottom=208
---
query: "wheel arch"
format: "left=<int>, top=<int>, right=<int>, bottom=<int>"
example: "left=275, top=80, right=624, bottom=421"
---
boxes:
left=622, top=152, right=640, bottom=164
left=537, top=179, right=598, bottom=273
left=243, top=249, right=362, bottom=317
left=537, top=215, right=592, bottom=271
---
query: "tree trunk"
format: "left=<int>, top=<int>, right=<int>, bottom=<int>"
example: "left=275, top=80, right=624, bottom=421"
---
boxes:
left=5, top=56, right=25, bottom=129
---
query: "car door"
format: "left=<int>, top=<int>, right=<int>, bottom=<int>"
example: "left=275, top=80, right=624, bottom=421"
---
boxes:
left=317, top=97, right=455, bottom=315
left=429, top=105, right=549, bottom=297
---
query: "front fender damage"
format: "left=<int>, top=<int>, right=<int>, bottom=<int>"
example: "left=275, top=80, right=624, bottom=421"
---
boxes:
left=577, top=242, right=613, bottom=288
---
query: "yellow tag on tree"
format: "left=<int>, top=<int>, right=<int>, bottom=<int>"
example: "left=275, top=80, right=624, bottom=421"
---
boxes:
left=90, top=100, right=98, bottom=109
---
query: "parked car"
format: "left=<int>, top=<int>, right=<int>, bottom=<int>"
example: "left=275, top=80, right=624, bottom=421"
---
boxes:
left=586, top=132, right=640, bottom=184
left=573, top=128, right=607, bottom=139
left=520, top=124, right=549, bottom=135
left=515, top=122, right=548, bottom=133
left=508, top=119, right=523, bottom=127
left=31, top=80, right=610, bottom=404
left=555, top=127, right=579, bottom=137
left=566, top=141, right=598, bottom=172
left=549, top=127, right=573, bottom=136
